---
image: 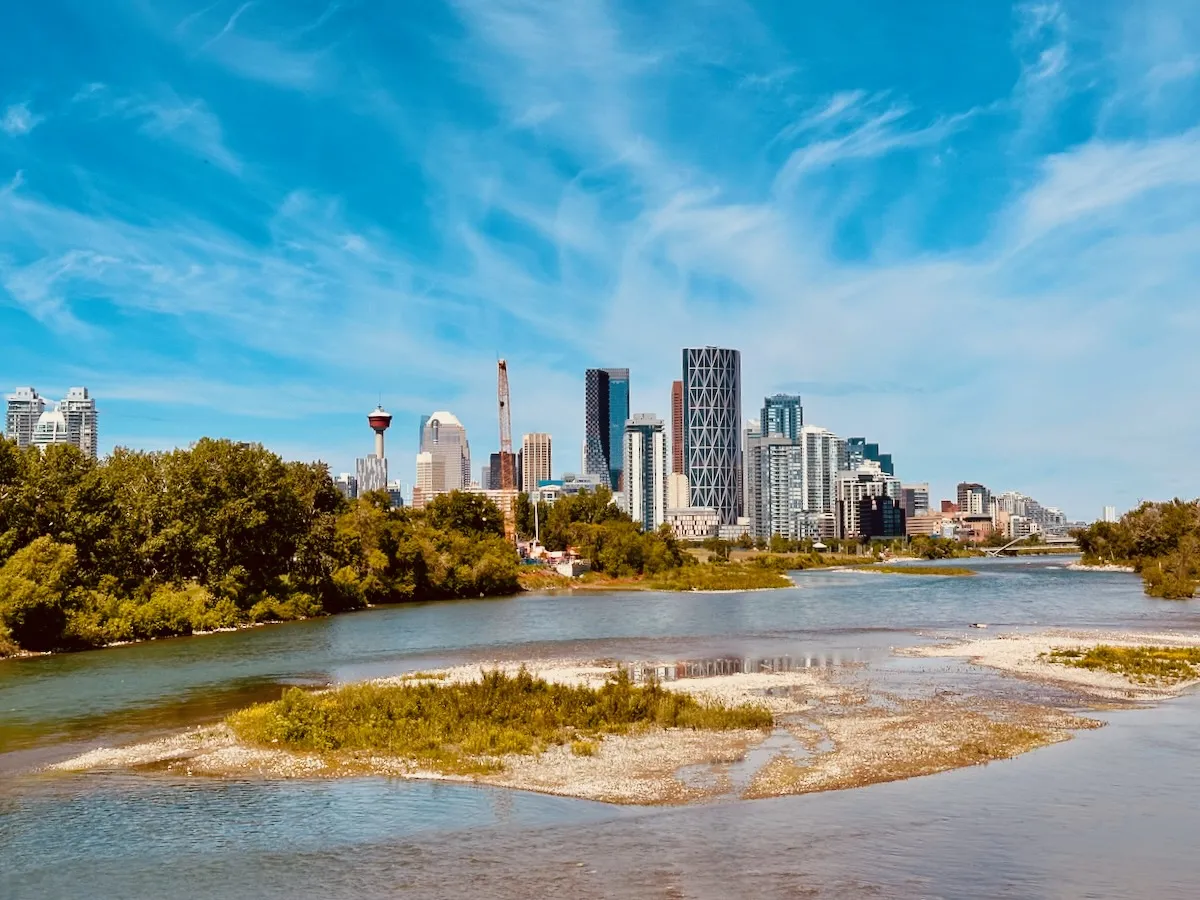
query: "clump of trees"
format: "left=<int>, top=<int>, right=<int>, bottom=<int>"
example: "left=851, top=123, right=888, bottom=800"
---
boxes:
left=0, top=438, right=519, bottom=654
left=1074, top=500, right=1200, bottom=599
left=516, top=487, right=689, bottom=577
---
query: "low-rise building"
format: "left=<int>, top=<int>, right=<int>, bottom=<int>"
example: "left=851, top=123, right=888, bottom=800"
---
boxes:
left=666, top=507, right=719, bottom=541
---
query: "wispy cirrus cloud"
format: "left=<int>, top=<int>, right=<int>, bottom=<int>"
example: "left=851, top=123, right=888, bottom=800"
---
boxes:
left=71, top=83, right=242, bottom=173
left=3, top=0, right=1200, bottom=513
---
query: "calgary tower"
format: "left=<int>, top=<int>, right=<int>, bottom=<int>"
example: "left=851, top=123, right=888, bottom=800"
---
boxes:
left=367, top=405, right=392, bottom=459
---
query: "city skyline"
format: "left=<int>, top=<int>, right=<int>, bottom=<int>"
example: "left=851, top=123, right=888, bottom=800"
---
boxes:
left=3, top=1, right=1196, bottom=516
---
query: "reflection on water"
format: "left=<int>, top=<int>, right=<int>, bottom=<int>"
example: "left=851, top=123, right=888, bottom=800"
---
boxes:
left=622, top=652, right=854, bottom=683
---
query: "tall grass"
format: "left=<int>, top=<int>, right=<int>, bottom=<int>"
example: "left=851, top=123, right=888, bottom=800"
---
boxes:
left=1045, top=645, right=1200, bottom=684
left=227, top=668, right=772, bottom=772
left=647, top=562, right=791, bottom=591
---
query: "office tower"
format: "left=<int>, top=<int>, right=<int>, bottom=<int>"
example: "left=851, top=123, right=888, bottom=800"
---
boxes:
left=847, top=437, right=894, bottom=477
left=667, top=472, right=690, bottom=510
left=859, top=495, right=907, bottom=539
left=31, top=408, right=69, bottom=451
left=605, top=369, right=629, bottom=491
left=418, top=414, right=430, bottom=447
left=413, top=452, right=437, bottom=509
left=1103, top=505, right=1117, bottom=523
left=671, top=380, right=684, bottom=474
left=5, top=387, right=45, bottom=449
left=583, top=367, right=630, bottom=492
left=480, top=465, right=491, bottom=490
left=957, top=482, right=992, bottom=516
left=386, top=481, right=405, bottom=509
left=836, top=461, right=902, bottom=538
left=419, top=411, right=471, bottom=495
left=760, top=394, right=803, bottom=440
left=333, top=473, right=358, bottom=501
left=487, top=452, right=508, bottom=490
left=521, top=433, right=552, bottom=492
left=624, top=415, right=667, bottom=531
left=682, top=346, right=742, bottom=525
left=745, top=426, right=843, bottom=540
left=901, top=483, right=930, bottom=518
left=356, top=456, right=387, bottom=496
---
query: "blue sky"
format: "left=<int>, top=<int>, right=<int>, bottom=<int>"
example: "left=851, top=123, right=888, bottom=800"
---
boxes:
left=2, top=0, right=1199, bottom=517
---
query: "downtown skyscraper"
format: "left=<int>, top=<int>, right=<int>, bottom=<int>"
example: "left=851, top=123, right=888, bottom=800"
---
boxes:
left=682, top=347, right=742, bottom=525
left=760, top=394, right=803, bottom=440
left=583, top=367, right=630, bottom=491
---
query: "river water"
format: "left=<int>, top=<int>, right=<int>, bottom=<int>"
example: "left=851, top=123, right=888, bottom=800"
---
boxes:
left=3, top=557, right=1199, bottom=898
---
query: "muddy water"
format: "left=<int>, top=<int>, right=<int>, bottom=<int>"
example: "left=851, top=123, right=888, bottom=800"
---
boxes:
left=3, top=557, right=1200, bottom=898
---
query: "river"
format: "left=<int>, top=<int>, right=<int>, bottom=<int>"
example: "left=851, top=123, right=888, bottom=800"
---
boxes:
left=3, top=557, right=1199, bottom=898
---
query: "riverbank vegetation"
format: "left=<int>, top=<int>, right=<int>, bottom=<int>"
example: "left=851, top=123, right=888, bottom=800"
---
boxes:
left=648, top=558, right=792, bottom=591
left=227, top=668, right=773, bottom=774
left=1044, top=645, right=1200, bottom=685
left=1074, top=500, right=1200, bottom=599
left=861, top=565, right=976, bottom=577
left=0, top=438, right=518, bottom=654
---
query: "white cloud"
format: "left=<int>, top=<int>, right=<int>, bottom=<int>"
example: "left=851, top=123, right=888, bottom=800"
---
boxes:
left=75, top=85, right=242, bottom=173
left=1, top=102, right=43, bottom=136
left=5, top=0, right=1200, bottom=513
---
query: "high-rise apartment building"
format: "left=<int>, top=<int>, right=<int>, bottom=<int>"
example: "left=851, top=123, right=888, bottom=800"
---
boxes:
left=901, top=483, right=930, bottom=518
left=59, top=387, right=98, bottom=459
left=745, top=426, right=844, bottom=540
left=8, top=386, right=98, bottom=458
left=682, top=347, right=742, bottom=525
left=957, top=482, right=991, bottom=517
left=836, top=461, right=902, bottom=539
left=624, top=415, right=667, bottom=531
left=521, top=433, right=552, bottom=492
left=583, top=368, right=630, bottom=491
left=760, top=394, right=803, bottom=440
left=5, top=387, right=45, bottom=449
left=419, top=411, right=471, bottom=496
left=671, top=380, right=684, bottom=474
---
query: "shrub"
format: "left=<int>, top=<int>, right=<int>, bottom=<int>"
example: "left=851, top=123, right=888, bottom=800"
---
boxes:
left=228, top=668, right=772, bottom=772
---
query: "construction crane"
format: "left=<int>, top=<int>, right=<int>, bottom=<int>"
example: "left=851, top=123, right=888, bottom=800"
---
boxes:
left=497, top=359, right=517, bottom=542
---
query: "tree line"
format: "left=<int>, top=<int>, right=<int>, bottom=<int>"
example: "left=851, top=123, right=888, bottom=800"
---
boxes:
left=1074, top=500, right=1200, bottom=599
left=0, top=438, right=520, bottom=654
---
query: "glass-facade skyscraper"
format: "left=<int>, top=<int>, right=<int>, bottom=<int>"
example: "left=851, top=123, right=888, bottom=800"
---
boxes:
left=605, top=368, right=629, bottom=491
left=584, top=367, right=630, bottom=491
left=760, top=394, right=803, bottom=440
